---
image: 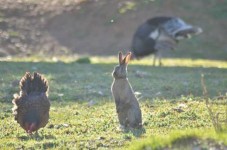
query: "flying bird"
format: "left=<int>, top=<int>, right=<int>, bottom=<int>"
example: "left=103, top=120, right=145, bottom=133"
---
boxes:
left=131, top=16, right=203, bottom=66
left=12, top=72, right=50, bottom=134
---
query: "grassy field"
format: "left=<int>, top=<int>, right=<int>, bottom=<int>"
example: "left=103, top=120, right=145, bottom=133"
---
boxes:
left=0, top=56, right=227, bottom=149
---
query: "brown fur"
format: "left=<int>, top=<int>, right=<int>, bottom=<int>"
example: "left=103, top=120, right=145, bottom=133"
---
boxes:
left=12, top=72, right=50, bottom=133
left=111, top=52, right=142, bottom=129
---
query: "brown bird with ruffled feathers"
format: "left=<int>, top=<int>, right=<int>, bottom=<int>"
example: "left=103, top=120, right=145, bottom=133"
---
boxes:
left=12, top=72, right=50, bottom=134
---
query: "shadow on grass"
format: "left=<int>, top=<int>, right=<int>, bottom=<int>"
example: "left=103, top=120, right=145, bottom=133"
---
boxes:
left=17, top=133, right=58, bottom=149
left=123, top=127, right=146, bottom=137
left=18, top=132, right=56, bottom=141
left=0, top=61, right=227, bottom=104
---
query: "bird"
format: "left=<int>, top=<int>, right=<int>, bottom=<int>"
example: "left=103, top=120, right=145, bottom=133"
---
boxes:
left=12, top=72, right=50, bottom=134
left=131, top=16, right=203, bottom=66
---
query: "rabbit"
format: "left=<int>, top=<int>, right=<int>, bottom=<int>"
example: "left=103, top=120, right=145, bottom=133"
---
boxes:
left=111, top=52, right=142, bottom=129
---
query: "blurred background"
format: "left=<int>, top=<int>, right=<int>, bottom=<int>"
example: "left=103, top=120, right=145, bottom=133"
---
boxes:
left=0, top=0, right=226, bottom=60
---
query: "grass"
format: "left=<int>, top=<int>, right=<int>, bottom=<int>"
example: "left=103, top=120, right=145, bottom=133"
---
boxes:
left=129, top=129, right=227, bottom=150
left=0, top=56, right=227, bottom=149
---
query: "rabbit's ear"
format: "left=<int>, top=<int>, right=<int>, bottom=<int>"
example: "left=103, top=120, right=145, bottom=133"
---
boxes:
left=124, top=52, right=131, bottom=64
left=118, top=52, right=123, bottom=65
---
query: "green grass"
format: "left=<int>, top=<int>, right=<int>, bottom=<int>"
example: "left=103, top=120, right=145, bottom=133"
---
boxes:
left=129, top=129, right=227, bottom=150
left=0, top=56, right=227, bottom=149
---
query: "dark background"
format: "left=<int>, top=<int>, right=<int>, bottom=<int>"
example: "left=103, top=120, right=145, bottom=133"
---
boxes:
left=0, top=0, right=226, bottom=60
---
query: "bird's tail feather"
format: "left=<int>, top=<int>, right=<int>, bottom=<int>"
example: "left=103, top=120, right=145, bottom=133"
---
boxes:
left=20, top=72, right=48, bottom=95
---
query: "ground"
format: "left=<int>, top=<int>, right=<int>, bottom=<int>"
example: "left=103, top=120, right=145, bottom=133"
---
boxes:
left=0, top=0, right=227, bottom=149
left=0, top=0, right=226, bottom=60
left=0, top=57, right=227, bottom=149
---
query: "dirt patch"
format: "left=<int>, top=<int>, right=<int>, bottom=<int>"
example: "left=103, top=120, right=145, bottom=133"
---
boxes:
left=0, top=0, right=226, bottom=59
left=46, top=1, right=134, bottom=56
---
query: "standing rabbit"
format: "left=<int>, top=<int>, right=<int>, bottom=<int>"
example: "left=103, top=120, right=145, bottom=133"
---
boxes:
left=111, top=52, right=142, bottom=129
